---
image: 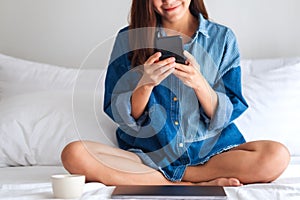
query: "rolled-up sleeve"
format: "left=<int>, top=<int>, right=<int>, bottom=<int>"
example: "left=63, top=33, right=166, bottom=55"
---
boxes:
left=103, top=29, right=149, bottom=134
left=200, top=29, right=248, bottom=131
left=201, top=67, right=248, bottom=132
left=112, top=90, right=149, bottom=132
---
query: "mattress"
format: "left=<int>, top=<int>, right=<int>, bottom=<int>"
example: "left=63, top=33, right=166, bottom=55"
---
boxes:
left=1, top=158, right=300, bottom=200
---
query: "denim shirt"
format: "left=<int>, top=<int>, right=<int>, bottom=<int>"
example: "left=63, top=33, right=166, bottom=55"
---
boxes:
left=104, top=14, right=248, bottom=182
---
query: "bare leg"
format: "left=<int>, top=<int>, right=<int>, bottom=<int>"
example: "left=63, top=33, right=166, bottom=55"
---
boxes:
left=61, top=141, right=190, bottom=185
left=61, top=140, right=290, bottom=186
left=182, top=140, right=290, bottom=184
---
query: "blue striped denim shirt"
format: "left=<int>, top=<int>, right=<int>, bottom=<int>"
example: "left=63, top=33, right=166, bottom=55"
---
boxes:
left=104, top=14, right=248, bottom=182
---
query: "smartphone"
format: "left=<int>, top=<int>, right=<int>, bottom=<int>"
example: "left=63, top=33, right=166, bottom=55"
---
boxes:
left=155, top=34, right=186, bottom=64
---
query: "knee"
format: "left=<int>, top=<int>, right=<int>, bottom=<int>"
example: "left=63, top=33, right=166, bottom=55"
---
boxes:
left=256, top=141, right=290, bottom=182
left=61, top=141, right=86, bottom=172
left=263, top=141, right=290, bottom=170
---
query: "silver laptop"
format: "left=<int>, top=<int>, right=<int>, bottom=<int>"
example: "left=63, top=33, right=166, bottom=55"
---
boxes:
left=111, top=185, right=227, bottom=199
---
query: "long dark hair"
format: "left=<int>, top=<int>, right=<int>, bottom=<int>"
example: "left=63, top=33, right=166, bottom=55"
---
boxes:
left=129, top=0, right=208, bottom=67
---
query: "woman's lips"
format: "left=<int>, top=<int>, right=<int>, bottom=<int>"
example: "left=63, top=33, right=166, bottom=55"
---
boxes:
left=164, top=5, right=180, bottom=12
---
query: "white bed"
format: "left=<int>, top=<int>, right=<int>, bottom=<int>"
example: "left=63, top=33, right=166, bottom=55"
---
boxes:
left=1, top=0, right=300, bottom=199
left=0, top=162, right=299, bottom=200
left=1, top=53, right=300, bottom=199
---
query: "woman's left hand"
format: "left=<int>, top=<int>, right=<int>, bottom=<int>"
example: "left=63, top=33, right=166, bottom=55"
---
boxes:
left=173, top=50, right=204, bottom=89
left=173, top=51, right=218, bottom=118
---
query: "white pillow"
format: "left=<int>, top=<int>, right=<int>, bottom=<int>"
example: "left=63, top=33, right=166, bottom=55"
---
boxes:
left=0, top=54, right=118, bottom=167
left=1, top=53, right=299, bottom=167
left=0, top=53, right=105, bottom=98
left=236, top=58, right=300, bottom=156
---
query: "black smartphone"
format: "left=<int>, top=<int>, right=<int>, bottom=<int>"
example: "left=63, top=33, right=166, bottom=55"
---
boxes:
left=155, top=34, right=186, bottom=64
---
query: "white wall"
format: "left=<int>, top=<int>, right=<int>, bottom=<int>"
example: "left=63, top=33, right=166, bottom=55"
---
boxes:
left=205, top=0, right=300, bottom=59
left=0, top=0, right=299, bottom=67
left=0, top=0, right=131, bottom=68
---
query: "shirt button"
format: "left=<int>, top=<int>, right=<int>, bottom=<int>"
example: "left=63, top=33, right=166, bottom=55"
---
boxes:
left=179, top=143, right=184, bottom=147
left=173, top=97, right=178, bottom=101
left=174, top=121, right=179, bottom=126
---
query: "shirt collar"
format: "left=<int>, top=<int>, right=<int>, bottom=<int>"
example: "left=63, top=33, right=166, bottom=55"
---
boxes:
left=156, top=13, right=210, bottom=38
left=197, top=13, right=210, bottom=38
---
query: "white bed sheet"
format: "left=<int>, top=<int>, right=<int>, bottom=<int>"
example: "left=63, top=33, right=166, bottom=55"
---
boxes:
left=0, top=166, right=114, bottom=199
left=1, top=158, right=300, bottom=200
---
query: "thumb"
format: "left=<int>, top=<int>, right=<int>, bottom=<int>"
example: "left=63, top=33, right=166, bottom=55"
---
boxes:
left=183, top=50, right=199, bottom=67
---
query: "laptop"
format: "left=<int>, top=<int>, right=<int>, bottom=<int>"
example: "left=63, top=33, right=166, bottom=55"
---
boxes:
left=111, top=185, right=227, bottom=199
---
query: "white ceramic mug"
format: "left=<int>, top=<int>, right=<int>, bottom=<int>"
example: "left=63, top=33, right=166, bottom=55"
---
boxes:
left=51, top=174, right=85, bottom=199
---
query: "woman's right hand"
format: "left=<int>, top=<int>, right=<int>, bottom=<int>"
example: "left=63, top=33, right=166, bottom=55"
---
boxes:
left=131, top=52, right=175, bottom=119
left=139, top=52, right=176, bottom=88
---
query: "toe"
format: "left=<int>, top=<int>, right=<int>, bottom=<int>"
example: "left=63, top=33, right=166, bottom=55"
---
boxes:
left=228, top=178, right=242, bottom=186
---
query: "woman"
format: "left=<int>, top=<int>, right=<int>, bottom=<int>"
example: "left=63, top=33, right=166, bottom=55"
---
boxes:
left=61, top=0, right=290, bottom=186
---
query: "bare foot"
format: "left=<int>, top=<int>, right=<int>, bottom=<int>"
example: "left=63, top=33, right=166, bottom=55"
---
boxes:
left=196, top=178, right=243, bottom=186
